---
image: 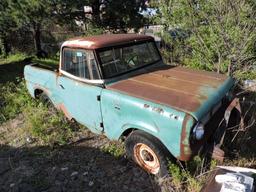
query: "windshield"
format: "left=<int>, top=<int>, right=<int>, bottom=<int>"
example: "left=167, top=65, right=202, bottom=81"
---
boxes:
left=98, top=41, right=161, bottom=78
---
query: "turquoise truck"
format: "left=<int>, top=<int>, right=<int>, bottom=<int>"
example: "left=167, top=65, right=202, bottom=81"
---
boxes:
left=24, top=34, right=241, bottom=176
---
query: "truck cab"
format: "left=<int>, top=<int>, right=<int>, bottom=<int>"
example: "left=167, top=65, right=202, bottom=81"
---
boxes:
left=24, top=34, right=241, bottom=176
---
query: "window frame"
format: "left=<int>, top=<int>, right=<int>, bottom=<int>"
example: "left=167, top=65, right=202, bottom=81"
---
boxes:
left=59, top=47, right=104, bottom=85
left=95, top=40, right=162, bottom=79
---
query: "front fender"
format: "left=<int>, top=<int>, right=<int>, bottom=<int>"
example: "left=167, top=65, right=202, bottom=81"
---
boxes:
left=101, top=89, right=192, bottom=159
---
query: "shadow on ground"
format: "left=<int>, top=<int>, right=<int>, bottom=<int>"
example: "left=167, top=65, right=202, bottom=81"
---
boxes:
left=0, top=58, right=31, bottom=83
left=0, top=144, right=161, bottom=192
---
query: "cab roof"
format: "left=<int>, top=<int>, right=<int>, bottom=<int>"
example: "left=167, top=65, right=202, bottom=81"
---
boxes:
left=62, top=34, right=154, bottom=50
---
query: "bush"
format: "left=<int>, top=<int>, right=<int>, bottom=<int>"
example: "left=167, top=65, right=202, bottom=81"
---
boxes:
left=0, top=78, right=33, bottom=123
left=154, top=0, right=256, bottom=75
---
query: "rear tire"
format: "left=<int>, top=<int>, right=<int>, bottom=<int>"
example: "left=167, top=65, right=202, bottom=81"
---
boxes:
left=39, top=92, right=53, bottom=107
left=125, top=130, right=169, bottom=177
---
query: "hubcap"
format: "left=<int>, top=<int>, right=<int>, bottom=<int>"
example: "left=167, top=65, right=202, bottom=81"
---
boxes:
left=133, top=143, right=160, bottom=174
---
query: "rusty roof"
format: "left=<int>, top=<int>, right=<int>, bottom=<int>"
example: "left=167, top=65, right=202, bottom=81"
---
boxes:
left=62, top=34, right=154, bottom=49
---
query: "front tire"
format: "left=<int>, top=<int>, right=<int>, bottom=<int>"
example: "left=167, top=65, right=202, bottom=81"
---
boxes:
left=125, top=130, right=169, bottom=177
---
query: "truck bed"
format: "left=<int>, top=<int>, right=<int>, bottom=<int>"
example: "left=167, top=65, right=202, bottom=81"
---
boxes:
left=24, top=63, right=59, bottom=101
left=29, top=63, right=58, bottom=72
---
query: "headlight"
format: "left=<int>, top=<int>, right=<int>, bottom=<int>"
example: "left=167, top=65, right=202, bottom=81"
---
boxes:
left=192, top=122, right=205, bottom=140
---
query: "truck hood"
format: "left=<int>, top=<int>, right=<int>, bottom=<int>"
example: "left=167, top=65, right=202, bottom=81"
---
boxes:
left=106, top=65, right=235, bottom=120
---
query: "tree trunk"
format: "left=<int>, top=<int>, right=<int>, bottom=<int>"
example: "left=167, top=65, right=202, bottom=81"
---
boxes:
left=2, top=35, right=11, bottom=57
left=91, top=1, right=101, bottom=25
left=33, top=23, right=43, bottom=58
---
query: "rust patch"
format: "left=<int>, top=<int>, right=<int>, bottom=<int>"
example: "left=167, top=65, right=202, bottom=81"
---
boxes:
left=57, top=103, right=72, bottom=120
left=212, top=146, right=225, bottom=163
left=144, top=104, right=150, bottom=108
left=133, top=143, right=160, bottom=175
left=224, top=98, right=244, bottom=130
left=152, top=107, right=164, bottom=114
left=63, top=34, right=153, bottom=50
left=107, top=65, right=228, bottom=113
left=179, top=114, right=193, bottom=161
left=108, top=78, right=202, bottom=113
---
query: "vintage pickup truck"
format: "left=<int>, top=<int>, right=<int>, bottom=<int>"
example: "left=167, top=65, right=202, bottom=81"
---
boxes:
left=24, top=34, right=240, bottom=176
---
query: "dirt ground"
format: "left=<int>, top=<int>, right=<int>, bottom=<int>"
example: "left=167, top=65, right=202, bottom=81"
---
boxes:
left=0, top=115, right=170, bottom=192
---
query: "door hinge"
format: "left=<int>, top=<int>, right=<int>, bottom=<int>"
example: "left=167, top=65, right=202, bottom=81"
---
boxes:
left=97, top=95, right=101, bottom=101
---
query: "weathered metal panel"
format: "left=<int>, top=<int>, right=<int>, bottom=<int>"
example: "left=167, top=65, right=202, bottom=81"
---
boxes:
left=24, top=65, right=103, bottom=134
left=24, top=65, right=62, bottom=105
left=107, top=65, right=235, bottom=121
left=101, top=88, right=188, bottom=158
left=62, top=34, right=153, bottom=50
left=179, top=114, right=195, bottom=161
left=57, top=76, right=103, bottom=133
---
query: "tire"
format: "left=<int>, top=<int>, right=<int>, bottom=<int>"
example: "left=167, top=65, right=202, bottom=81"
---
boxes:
left=39, top=92, right=54, bottom=108
left=125, top=130, right=169, bottom=177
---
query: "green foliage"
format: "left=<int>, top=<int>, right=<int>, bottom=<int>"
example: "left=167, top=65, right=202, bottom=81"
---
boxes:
left=168, top=162, right=183, bottom=190
left=0, top=79, right=75, bottom=145
left=84, top=24, right=104, bottom=36
left=102, top=0, right=146, bottom=32
left=23, top=103, right=74, bottom=145
left=0, top=53, right=28, bottom=65
left=0, top=79, right=33, bottom=123
left=0, top=0, right=18, bottom=56
left=32, top=57, right=59, bottom=66
left=102, top=142, right=125, bottom=158
left=168, top=156, right=216, bottom=192
left=234, top=70, right=256, bottom=80
left=154, top=0, right=256, bottom=74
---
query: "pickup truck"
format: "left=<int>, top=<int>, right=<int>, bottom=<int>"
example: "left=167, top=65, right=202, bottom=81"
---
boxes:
left=24, top=34, right=241, bottom=176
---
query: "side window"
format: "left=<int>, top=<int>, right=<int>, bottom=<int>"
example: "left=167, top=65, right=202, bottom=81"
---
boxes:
left=62, top=49, right=90, bottom=79
left=88, top=52, right=100, bottom=79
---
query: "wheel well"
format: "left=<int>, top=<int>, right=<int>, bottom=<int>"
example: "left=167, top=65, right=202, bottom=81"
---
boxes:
left=34, top=89, right=44, bottom=98
left=120, top=128, right=137, bottom=140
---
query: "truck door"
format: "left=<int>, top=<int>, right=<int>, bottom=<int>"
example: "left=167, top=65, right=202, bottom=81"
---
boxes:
left=57, top=48, right=104, bottom=134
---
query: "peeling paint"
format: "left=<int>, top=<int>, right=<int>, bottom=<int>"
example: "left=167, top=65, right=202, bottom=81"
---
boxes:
left=179, top=114, right=194, bottom=161
left=57, top=103, right=72, bottom=120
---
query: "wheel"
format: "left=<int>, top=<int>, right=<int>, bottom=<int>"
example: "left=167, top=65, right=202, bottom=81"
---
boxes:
left=125, top=130, right=169, bottom=177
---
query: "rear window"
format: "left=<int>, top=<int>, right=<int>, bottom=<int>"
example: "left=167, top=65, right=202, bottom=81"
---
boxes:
left=62, top=48, right=100, bottom=80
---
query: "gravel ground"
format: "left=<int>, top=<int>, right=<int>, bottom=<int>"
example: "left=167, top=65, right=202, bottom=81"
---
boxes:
left=0, top=117, right=171, bottom=192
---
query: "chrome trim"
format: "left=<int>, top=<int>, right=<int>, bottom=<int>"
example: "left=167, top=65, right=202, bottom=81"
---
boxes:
left=59, top=69, right=104, bottom=84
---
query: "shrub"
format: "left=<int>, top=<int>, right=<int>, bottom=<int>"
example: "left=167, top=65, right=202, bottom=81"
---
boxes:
left=0, top=78, right=33, bottom=123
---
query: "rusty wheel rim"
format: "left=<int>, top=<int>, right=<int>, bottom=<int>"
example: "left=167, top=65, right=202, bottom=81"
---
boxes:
left=133, top=143, right=160, bottom=174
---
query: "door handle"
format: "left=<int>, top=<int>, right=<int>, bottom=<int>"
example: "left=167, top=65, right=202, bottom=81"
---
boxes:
left=59, top=84, right=65, bottom=89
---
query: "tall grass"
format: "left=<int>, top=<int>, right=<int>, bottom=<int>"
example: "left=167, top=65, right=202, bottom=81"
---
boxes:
left=0, top=53, right=29, bottom=65
left=0, top=79, right=76, bottom=145
left=166, top=156, right=217, bottom=192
